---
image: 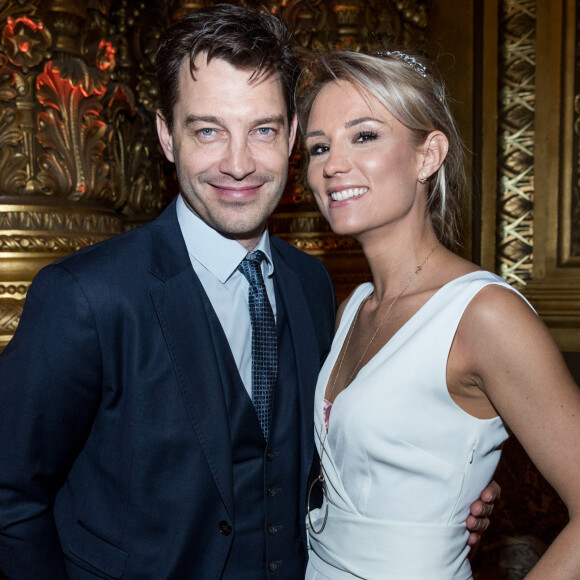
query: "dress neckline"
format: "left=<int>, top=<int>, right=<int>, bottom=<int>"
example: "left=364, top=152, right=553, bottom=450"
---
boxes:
left=324, top=270, right=489, bottom=419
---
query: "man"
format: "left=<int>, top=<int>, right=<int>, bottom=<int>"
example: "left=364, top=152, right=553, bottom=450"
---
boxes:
left=0, top=5, right=495, bottom=579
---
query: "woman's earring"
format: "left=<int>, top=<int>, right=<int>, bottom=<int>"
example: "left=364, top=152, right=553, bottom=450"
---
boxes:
left=418, top=172, right=428, bottom=184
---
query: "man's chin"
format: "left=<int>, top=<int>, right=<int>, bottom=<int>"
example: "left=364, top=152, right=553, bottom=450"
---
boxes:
left=218, top=224, right=268, bottom=245
left=182, top=195, right=280, bottom=242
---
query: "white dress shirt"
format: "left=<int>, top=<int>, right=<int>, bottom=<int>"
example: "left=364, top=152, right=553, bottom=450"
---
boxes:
left=176, top=195, right=277, bottom=397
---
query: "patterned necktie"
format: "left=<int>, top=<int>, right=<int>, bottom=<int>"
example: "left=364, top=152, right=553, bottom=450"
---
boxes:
left=237, top=250, right=278, bottom=439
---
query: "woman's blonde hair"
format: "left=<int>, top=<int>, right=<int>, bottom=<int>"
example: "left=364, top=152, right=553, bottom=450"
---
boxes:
left=298, top=50, right=468, bottom=248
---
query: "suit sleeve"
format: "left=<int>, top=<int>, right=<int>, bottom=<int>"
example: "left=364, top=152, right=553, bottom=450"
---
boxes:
left=0, top=264, right=103, bottom=579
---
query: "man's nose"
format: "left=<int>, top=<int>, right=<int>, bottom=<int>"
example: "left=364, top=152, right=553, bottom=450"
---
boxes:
left=219, top=136, right=257, bottom=180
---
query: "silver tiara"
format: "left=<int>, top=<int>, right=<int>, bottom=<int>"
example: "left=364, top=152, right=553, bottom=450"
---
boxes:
left=377, top=50, right=427, bottom=78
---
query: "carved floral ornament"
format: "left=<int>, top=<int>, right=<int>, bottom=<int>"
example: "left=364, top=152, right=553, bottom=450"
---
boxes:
left=2, top=15, right=50, bottom=70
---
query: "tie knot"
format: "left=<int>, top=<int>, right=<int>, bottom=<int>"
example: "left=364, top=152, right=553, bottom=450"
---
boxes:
left=238, top=250, right=267, bottom=286
left=245, top=250, right=266, bottom=264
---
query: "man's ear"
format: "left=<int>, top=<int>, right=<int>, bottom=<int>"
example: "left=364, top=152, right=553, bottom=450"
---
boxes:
left=288, top=114, right=298, bottom=156
left=419, top=131, right=448, bottom=178
left=156, top=110, right=175, bottom=163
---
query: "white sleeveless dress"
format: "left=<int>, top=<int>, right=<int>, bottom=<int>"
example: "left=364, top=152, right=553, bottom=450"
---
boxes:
left=306, top=271, right=531, bottom=580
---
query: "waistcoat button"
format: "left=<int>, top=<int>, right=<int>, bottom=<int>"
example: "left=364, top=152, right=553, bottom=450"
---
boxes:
left=267, top=486, right=277, bottom=497
left=266, top=450, right=275, bottom=461
left=268, top=560, right=278, bottom=571
left=267, top=524, right=278, bottom=535
left=218, top=520, right=232, bottom=535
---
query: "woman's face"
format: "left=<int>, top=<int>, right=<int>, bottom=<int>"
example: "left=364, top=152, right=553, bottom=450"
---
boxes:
left=304, top=80, right=425, bottom=240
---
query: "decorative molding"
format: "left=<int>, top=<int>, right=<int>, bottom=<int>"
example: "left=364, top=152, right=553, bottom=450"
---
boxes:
left=0, top=283, right=30, bottom=297
left=0, top=234, right=109, bottom=253
left=276, top=233, right=360, bottom=252
left=496, top=0, right=536, bottom=286
left=520, top=0, right=580, bottom=351
left=559, top=0, right=580, bottom=265
left=0, top=208, right=122, bottom=234
left=0, top=297, right=24, bottom=335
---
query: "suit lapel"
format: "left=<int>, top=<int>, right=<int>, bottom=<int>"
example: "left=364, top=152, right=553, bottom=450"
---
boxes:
left=149, top=201, right=234, bottom=517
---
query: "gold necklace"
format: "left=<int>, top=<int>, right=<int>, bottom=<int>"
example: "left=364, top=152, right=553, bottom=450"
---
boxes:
left=308, top=242, right=440, bottom=536
left=326, top=242, right=440, bottom=404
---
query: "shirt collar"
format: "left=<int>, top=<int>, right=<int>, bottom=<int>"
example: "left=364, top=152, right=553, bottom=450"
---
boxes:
left=176, top=194, right=275, bottom=283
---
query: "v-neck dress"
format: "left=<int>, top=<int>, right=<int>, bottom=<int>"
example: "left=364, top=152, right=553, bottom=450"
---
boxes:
left=305, top=271, right=530, bottom=579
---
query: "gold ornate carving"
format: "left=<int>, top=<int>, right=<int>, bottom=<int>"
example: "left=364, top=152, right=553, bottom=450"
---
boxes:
left=277, top=233, right=360, bottom=252
left=36, top=62, right=110, bottom=201
left=0, top=282, right=29, bottom=339
left=518, top=0, right=580, bottom=351
left=106, top=85, right=165, bottom=218
left=0, top=234, right=106, bottom=253
left=496, top=0, right=536, bottom=286
left=0, top=0, right=168, bottom=209
left=479, top=0, right=580, bottom=349
left=0, top=1, right=39, bottom=25
left=277, top=0, right=427, bottom=54
left=0, top=283, right=30, bottom=297
left=106, top=1, right=169, bottom=222
left=0, top=209, right=120, bottom=233
left=0, top=104, right=28, bottom=194
left=0, top=297, right=24, bottom=335
left=2, top=15, right=50, bottom=69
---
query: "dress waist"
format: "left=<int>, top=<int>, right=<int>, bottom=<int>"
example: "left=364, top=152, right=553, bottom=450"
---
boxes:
left=307, top=506, right=473, bottom=580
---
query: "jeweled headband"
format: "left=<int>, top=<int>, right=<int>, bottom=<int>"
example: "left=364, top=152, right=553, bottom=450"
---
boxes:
left=376, top=50, right=428, bottom=78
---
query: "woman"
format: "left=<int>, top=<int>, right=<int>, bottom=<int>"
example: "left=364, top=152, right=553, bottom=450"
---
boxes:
left=299, top=50, right=580, bottom=579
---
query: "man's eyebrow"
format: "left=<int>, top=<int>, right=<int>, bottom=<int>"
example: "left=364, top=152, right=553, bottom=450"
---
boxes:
left=252, top=115, right=286, bottom=126
left=305, top=116, right=384, bottom=139
left=183, top=114, right=286, bottom=127
left=183, top=114, right=221, bottom=127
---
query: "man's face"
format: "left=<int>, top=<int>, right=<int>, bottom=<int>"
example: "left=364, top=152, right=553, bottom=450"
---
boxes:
left=157, top=55, right=297, bottom=250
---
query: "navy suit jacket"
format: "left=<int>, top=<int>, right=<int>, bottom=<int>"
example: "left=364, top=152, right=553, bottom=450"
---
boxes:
left=0, top=200, right=336, bottom=579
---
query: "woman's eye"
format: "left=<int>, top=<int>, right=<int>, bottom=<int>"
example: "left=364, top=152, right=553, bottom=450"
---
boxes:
left=355, top=131, right=378, bottom=143
left=308, top=143, right=329, bottom=156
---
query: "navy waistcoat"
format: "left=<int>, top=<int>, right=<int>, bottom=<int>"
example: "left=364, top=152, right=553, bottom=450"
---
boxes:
left=206, top=280, right=305, bottom=579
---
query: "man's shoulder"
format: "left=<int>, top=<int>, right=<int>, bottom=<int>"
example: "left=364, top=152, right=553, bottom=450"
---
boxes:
left=51, top=202, right=177, bottom=273
left=55, top=222, right=153, bottom=271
